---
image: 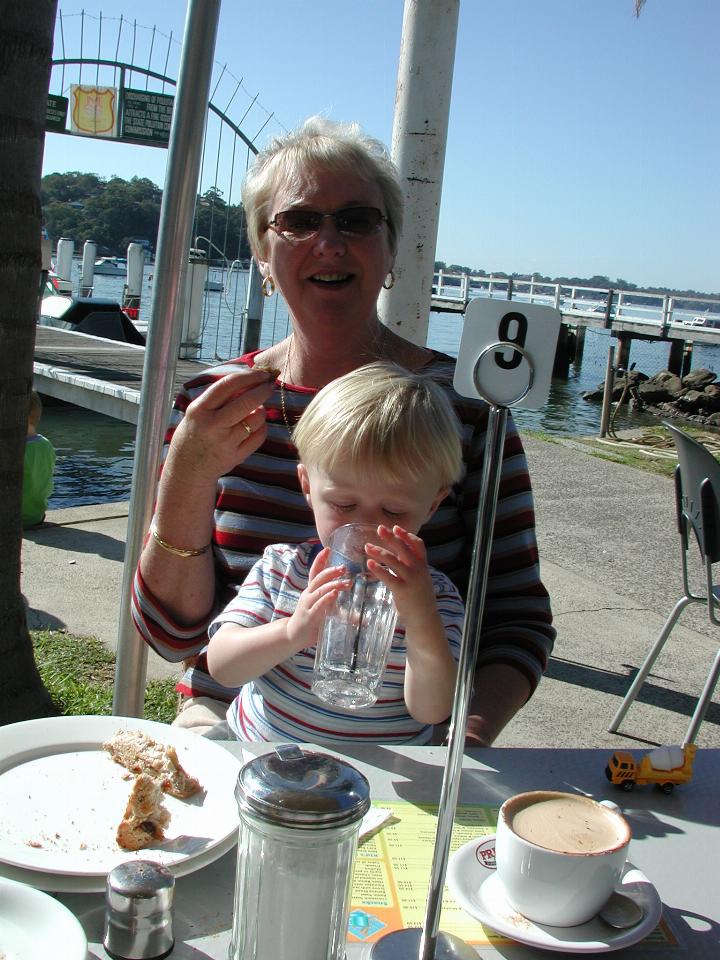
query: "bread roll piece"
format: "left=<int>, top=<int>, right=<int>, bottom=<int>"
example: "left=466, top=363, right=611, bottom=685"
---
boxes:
left=116, top=774, right=171, bottom=851
left=104, top=730, right=202, bottom=799
left=253, top=362, right=281, bottom=380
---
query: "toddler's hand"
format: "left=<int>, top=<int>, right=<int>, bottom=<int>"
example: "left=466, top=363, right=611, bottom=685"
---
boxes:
left=286, top=547, right=350, bottom=651
left=364, top=525, right=437, bottom=630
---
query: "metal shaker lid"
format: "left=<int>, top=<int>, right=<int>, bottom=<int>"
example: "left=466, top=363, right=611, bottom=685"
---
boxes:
left=104, top=859, right=174, bottom=960
left=235, top=744, right=371, bottom=829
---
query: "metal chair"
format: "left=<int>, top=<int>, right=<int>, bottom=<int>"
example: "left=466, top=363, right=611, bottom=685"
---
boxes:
left=609, top=421, right=720, bottom=744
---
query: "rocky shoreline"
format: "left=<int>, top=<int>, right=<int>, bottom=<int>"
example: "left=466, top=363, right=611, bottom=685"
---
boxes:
left=582, top=367, right=720, bottom=429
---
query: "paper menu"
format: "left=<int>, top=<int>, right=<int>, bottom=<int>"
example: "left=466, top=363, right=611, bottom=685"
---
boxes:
left=348, top=801, right=500, bottom=945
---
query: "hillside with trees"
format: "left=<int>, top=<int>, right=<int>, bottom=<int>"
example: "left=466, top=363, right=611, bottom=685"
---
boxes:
left=40, top=172, right=714, bottom=299
left=41, top=172, right=251, bottom=262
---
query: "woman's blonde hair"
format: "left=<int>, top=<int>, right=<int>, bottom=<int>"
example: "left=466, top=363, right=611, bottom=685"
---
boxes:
left=293, top=362, right=463, bottom=490
left=242, top=116, right=403, bottom=259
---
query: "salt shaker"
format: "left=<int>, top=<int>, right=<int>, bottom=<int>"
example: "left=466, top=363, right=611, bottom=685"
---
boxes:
left=104, top=859, right=175, bottom=960
left=230, top=743, right=371, bottom=960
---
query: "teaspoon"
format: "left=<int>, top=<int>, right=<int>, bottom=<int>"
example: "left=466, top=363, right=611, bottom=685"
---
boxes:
left=598, top=891, right=645, bottom=929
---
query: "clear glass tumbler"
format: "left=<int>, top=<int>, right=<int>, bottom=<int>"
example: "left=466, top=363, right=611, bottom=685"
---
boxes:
left=311, top=523, right=398, bottom=708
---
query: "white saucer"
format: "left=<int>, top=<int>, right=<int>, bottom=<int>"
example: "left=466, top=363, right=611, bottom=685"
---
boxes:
left=447, top=835, right=663, bottom=954
left=0, top=876, right=87, bottom=960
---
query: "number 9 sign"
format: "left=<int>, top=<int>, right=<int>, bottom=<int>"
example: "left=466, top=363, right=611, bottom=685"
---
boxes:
left=453, top=299, right=561, bottom=409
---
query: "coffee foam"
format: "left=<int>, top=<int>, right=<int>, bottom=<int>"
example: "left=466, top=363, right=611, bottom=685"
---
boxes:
left=506, top=791, right=628, bottom=855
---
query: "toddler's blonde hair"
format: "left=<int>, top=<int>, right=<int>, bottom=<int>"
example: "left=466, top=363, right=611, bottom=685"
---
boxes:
left=293, top=362, right=463, bottom=490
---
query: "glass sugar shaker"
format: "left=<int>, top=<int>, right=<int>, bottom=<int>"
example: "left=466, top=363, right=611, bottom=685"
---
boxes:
left=229, top=743, right=370, bottom=960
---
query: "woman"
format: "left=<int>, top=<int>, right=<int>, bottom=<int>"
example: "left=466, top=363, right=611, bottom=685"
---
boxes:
left=133, top=116, right=555, bottom=742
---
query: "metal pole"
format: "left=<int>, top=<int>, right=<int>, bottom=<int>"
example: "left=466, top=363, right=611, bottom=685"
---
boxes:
left=379, top=0, right=459, bottom=346
left=599, top=339, right=617, bottom=439
left=112, top=0, right=222, bottom=717
left=241, top=259, right=264, bottom=353
left=371, top=405, right=509, bottom=960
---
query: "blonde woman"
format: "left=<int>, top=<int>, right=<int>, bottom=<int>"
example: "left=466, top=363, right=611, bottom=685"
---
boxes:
left=133, top=117, right=555, bottom=744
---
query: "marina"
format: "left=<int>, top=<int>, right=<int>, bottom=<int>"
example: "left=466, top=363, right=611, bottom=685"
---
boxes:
left=35, top=257, right=720, bottom=511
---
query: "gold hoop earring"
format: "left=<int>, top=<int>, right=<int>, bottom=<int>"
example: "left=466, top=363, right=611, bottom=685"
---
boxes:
left=262, top=275, right=276, bottom=297
left=382, top=271, right=395, bottom=290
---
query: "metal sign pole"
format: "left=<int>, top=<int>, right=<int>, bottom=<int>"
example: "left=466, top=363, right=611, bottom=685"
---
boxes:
left=373, top=295, right=559, bottom=957
left=371, top=367, right=523, bottom=959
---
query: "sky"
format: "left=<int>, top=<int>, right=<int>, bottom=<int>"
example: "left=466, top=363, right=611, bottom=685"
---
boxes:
left=42, top=0, right=719, bottom=294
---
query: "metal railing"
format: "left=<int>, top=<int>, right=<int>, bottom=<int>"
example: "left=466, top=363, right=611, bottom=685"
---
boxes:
left=432, top=270, right=720, bottom=330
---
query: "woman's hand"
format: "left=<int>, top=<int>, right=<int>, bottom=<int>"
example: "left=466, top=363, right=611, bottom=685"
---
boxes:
left=164, top=369, right=275, bottom=484
left=286, top=548, right=350, bottom=652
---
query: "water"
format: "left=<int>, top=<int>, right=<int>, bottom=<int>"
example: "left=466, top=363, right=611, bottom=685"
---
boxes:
left=42, top=267, right=720, bottom=508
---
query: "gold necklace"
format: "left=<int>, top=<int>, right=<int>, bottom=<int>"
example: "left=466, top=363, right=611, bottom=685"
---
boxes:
left=277, top=321, right=393, bottom=436
left=279, top=336, right=293, bottom=436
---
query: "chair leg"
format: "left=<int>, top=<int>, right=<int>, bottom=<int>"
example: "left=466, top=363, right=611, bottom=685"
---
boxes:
left=684, top=648, right=720, bottom=745
left=608, top=595, right=695, bottom=734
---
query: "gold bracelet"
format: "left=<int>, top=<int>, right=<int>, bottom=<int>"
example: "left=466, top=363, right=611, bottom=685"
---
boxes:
left=150, top=522, right=211, bottom=558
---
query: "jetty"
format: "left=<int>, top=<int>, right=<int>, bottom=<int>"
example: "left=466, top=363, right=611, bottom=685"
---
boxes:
left=33, top=326, right=207, bottom=424
left=431, top=272, right=720, bottom=378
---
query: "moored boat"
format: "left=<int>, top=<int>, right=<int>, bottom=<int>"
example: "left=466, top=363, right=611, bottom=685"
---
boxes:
left=39, top=294, right=145, bottom=344
left=93, top=256, right=128, bottom=277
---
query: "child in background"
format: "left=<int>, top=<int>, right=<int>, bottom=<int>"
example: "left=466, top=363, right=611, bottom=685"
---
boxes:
left=206, top=362, right=466, bottom=744
left=22, top=390, right=56, bottom=527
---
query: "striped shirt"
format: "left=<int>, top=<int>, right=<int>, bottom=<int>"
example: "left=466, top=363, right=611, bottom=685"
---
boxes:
left=208, top=541, right=465, bottom=744
left=132, top=349, right=555, bottom=702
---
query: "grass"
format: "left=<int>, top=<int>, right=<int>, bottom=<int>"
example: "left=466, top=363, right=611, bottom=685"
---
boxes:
left=578, top=438, right=678, bottom=477
left=525, top=423, right=720, bottom=479
left=32, top=629, right=178, bottom=723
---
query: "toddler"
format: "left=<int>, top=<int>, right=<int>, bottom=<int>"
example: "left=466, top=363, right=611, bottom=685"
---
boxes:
left=207, top=362, right=466, bottom=744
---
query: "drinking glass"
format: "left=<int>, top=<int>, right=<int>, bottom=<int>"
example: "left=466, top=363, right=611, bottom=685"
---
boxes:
left=311, top=524, right=398, bottom=708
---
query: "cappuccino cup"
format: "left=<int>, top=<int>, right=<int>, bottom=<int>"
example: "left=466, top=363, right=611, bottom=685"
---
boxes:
left=495, top=790, right=631, bottom=927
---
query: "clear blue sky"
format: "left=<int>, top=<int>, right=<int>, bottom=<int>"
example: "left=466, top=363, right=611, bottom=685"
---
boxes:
left=42, top=1, right=719, bottom=294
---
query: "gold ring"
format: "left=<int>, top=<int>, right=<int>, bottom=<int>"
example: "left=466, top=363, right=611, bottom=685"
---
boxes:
left=240, top=419, right=253, bottom=438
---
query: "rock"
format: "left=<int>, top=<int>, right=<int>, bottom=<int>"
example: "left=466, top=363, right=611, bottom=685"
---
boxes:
left=682, top=368, right=717, bottom=390
left=637, top=375, right=684, bottom=403
left=642, top=370, right=684, bottom=397
left=582, top=364, right=720, bottom=430
left=581, top=369, right=648, bottom=403
left=672, top=387, right=720, bottom=414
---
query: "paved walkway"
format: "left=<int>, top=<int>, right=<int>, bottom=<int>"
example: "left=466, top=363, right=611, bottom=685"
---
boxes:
left=21, top=434, right=720, bottom=751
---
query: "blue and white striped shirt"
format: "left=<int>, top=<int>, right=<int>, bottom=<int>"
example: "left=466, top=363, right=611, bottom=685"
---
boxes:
left=208, top=541, right=464, bottom=744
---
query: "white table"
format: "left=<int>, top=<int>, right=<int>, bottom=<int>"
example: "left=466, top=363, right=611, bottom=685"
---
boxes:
left=58, top=745, right=720, bottom=958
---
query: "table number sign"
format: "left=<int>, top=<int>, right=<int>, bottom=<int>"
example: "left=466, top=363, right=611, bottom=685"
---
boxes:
left=453, top=299, right=561, bottom=409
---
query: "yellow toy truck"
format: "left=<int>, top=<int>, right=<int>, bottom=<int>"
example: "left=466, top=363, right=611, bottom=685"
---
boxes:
left=605, top=744, right=696, bottom=794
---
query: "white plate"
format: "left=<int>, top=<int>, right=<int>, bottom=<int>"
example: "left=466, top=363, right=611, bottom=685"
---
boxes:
left=447, top=835, right=663, bottom=954
left=0, top=876, right=87, bottom=959
left=0, top=716, right=241, bottom=889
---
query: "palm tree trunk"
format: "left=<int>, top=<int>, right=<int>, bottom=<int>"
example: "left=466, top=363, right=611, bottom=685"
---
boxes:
left=0, top=0, right=60, bottom=723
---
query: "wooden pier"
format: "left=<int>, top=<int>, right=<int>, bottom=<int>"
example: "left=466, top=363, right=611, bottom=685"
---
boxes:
left=431, top=273, right=720, bottom=378
left=33, top=326, right=208, bottom=425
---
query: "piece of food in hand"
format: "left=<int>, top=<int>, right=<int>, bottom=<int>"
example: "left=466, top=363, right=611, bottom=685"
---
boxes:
left=104, top=730, right=203, bottom=799
left=253, top=361, right=281, bottom=380
left=116, top=774, right=171, bottom=851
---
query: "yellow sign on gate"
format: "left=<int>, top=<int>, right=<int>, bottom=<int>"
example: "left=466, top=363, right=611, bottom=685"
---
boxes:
left=70, top=85, right=117, bottom=138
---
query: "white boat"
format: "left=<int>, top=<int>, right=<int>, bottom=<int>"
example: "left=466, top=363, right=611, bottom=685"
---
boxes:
left=93, top=257, right=127, bottom=277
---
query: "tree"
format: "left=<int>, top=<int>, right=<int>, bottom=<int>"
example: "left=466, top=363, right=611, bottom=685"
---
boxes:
left=0, top=0, right=60, bottom=723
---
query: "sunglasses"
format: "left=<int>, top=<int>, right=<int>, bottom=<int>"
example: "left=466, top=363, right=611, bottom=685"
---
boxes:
left=268, top=206, right=388, bottom=242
